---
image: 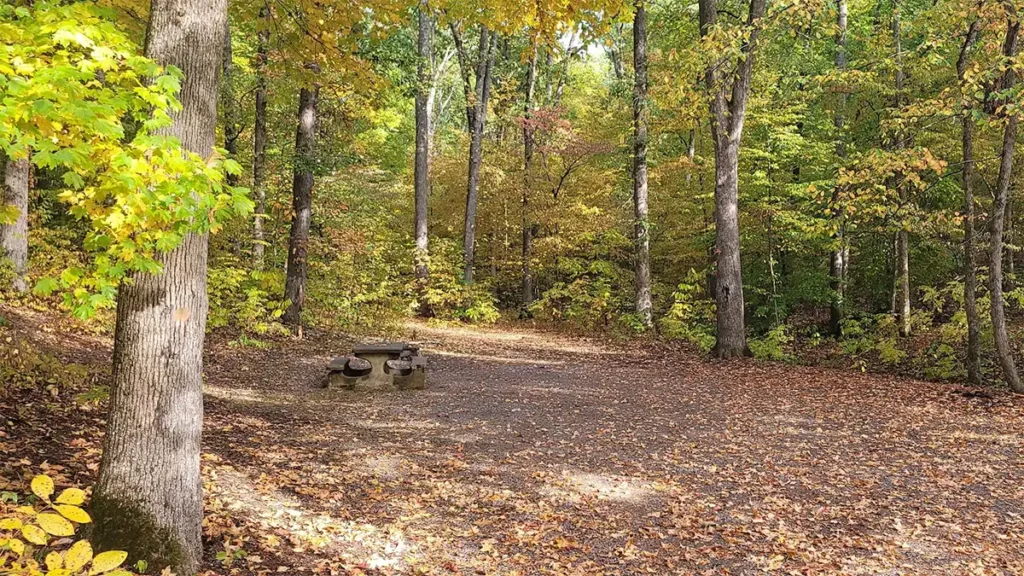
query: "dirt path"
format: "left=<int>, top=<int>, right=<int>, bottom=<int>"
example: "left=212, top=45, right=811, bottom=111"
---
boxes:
left=1, top=306, right=1021, bottom=575
left=196, top=321, right=1024, bottom=575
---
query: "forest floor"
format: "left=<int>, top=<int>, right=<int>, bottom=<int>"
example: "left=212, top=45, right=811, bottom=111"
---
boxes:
left=2, top=307, right=1024, bottom=575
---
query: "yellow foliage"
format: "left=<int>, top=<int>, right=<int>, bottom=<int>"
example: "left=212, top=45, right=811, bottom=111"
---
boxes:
left=89, top=551, right=128, bottom=574
left=21, top=524, right=47, bottom=545
left=30, top=475, right=54, bottom=500
left=0, top=475, right=136, bottom=576
left=36, top=513, right=75, bottom=537
left=55, top=489, right=85, bottom=506
left=64, top=540, right=93, bottom=572
left=53, top=505, right=91, bottom=524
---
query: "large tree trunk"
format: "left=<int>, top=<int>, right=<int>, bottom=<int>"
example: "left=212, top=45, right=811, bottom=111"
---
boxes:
left=1, top=157, right=29, bottom=293
left=699, top=0, right=765, bottom=358
left=959, top=16, right=982, bottom=384
left=220, top=18, right=240, bottom=187
left=892, top=0, right=912, bottom=337
left=91, top=0, right=226, bottom=573
left=711, top=139, right=748, bottom=356
left=414, top=4, right=431, bottom=290
left=828, top=0, right=849, bottom=337
left=252, top=9, right=269, bottom=270
left=632, top=0, right=653, bottom=329
left=283, top=86, right=319, bottom=328
left=990, top=18, right=1023, bottom=392
left=462, top=27, right=495, bottom=285
left=521, top=41, right=538, bottom=312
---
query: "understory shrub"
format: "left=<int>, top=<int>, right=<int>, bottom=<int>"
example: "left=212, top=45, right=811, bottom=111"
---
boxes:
left=207, top=260, right=289, bottom=336
left=659, top=269, right=716, bottom=351
left=529, top=256, right=630, bottom=331
left=419, top=239, right=500, bottom=324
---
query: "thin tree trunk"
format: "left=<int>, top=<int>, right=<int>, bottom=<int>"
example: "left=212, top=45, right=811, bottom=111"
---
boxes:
left=959, top=15, right=982, bottom=384
left=632, top=0, right=653, bottom=329
left=220, top=18, right=240, bottom=187
left=829, top=0, right=849, bottom=337
left=892, top=0, right=912, bottom=337
left=427, top=47, right=454, bottom=157
left=462, top=27, right=495, bottom=285
left=92, top=0, right=226, bottom=573
left=414, top=3, right=431, bottom=293
left=607, top=23, right=626, bottom=82
left=1006, top=201, right=1015, bottom=289
left=699, top=0, right=766, bottom=357
left=252, top=9, right=269, bottom=270
left=283, top=86, right=319, bottom=328
left=521, top=41, right=538, bottom=312
left=1, top=157, right=29, bottom=293
left=990, top=17, right=1023, bottom=392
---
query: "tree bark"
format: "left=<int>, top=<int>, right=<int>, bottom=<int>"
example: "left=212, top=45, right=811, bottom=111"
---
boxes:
left=1, top=157, right=29, bottom=293
left=699, top=0, right=766, bottom=357
left=990, top=17, right=1023, bottom=392
left=958, top=15, right=982, bottom=384
left=632, top=0, right=653, bottom=329
left=521, top=41, right=538, bottom=312
left=414, top=3, right=431, bottom=292
left=92, top=0, right=226, bottom=573
left=892, top=0, right=912, bottom=337
left=220, top=18, right=240, bottom=187
left=828, top=0, right=849, bottom=337
left=283, top=86, right=319, bottom=327
left=462, top=27, right=496, bottom=285
left=252, top=8, right=269, bottom=270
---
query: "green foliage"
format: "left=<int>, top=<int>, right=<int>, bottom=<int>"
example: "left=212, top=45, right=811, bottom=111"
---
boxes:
left=207, top=260, right=289, bottom=335
left=749, top=324, right=795, bottom=362
left=421, top=239, right=501, bottom=324
left=658, top=269, right=716, bottom=352
left=0, top=1, right=252, bottom=317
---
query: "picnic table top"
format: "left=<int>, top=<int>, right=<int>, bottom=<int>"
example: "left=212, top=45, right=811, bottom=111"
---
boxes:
left=352, top=342, right=419, bottom=355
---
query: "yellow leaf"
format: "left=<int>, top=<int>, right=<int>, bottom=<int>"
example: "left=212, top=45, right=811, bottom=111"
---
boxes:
left=64, top=540, right=93, bottom=572
left=22, top=524, right=48, bottom=545
left=8, top=537, right=24, bottom=556
left=46, top=551, right=63, bottom=570
left=46, top=570, right=72, bottom=576
left=89, top=550, right=127, bottom=574
left=36, top=513, right=75, bottom=537
left=0, top=518, right=23, bottom=530
left=31, top=475, right=55, bottom=500
left=16, top=505, right=36, bottom=516
left=53, top=505, right=91, bottom=524
left=55, top=488, right=85, bottom=506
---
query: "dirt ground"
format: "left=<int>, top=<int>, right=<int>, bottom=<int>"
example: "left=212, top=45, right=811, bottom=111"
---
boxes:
left=3, top=309, right=1024, bottom=575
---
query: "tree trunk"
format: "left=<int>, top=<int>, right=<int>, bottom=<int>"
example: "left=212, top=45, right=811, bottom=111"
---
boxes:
left=892, top=0, right=912, bottom=337
left=632, top=0, right=653, bottom=329
left=521, top=41, right=538, bottom=312
left=829, top=0, right=849, bottom=337
left=711, top=138, right=748, bottom=357
left=699, top=0, right=766, bottom=357
left=1, top=157, right=29, bottom=293
left=220, top=18, right=240, bottom=187
left=414, top=4, right=431, bottom=291
left=92, top=1, right=226, bottom=573
left=606, top=23, right=625, bottom=82
left=252, top=9, right=269, bottom=270
left=283, top=86, right=319, bottom=327
left=959, top=16, right=982, bottom=384
left=462, top=27, right=495, bottom=285
left=990, top=18, right=1023, bottom=392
